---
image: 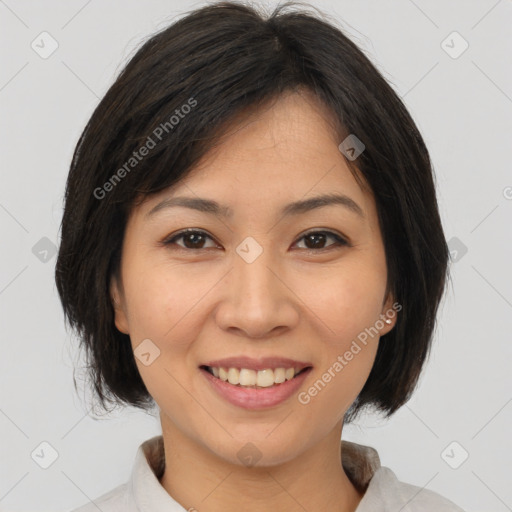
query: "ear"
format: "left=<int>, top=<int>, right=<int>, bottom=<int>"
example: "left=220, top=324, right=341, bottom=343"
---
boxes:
left=110, top=276, right=130, bottom=335
left=379, top=290, right=399, bottom=336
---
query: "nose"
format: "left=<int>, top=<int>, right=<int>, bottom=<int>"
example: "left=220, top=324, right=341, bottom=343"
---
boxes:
left=214, top=243, right=300, bottom=339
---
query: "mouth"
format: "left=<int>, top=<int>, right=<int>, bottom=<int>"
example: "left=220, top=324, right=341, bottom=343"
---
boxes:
left=199, top=362, right=314, bottom=410
left=199, top=364, right=313, bottom=389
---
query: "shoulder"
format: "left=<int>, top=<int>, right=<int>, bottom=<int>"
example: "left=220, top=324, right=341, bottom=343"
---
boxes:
left=67, top=483, right=134, bottom=512
left=359, top=466, right=466, bottom=512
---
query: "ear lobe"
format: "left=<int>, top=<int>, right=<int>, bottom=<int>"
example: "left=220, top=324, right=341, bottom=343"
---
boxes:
left=110, top=277, right=130, bottom=335
left=380, top=291, right=398, bottom=334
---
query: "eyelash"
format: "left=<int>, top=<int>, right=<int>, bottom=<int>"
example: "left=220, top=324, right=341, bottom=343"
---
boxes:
left=161, top=228, right=350, bottom=253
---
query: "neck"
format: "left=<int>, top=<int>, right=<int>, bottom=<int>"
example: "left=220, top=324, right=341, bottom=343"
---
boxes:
left=158, top=417, right=364, bottom=512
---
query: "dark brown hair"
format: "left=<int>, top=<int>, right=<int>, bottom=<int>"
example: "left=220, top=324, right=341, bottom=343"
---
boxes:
left=55, top=0, right=450, bottom=421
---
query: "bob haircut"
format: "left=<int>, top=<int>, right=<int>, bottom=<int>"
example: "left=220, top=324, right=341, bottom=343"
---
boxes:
left=55, top=0, right=450, bottom=422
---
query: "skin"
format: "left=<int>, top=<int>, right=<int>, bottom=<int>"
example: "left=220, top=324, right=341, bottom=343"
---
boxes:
left=111, top=89, right=396, bottom=512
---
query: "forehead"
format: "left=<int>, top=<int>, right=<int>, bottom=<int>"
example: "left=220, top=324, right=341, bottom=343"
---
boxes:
left=134, top=90, right=373, bottom=223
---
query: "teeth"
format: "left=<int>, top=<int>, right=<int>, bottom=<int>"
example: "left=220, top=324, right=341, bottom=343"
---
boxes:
left=256, top=369, right=274, bottom=387
left=218, top=367, right=228, bottom=381
left=227, top=367, right=239, bottom=385
left=208, top=366, right=305, bottom=387
left=274, top=368, right=286, bottom=384
left=239, top=368, right=256, bottom=386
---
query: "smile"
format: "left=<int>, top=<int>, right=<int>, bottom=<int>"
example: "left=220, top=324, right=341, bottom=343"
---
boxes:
left=202, top=365, right=310, bottom=388
left=199, top=364, right=313, bottom=410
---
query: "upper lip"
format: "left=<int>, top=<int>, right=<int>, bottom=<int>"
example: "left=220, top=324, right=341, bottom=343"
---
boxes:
left=201, top=356, right=312, bottom=372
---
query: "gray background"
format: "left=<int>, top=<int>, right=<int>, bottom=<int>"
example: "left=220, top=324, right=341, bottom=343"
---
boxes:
left=1, top=0, right=511, bottom=511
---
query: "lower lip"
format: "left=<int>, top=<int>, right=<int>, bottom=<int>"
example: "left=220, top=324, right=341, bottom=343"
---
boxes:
left=200, top=367, right=312, bottom=410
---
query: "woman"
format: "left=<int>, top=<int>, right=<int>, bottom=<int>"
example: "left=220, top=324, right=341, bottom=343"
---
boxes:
left=55, top=1, right=464, bottom=510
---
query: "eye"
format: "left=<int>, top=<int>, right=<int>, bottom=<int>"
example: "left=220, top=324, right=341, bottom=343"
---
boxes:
left=162, top=229, right=219, bottom=250
left=294, top=230, right=349, bottom=251
left=161, top=229, right=349, bottom=252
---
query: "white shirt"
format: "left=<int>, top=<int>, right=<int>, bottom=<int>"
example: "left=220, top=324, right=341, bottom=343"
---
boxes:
left=69, top=435, right=465, bottom=511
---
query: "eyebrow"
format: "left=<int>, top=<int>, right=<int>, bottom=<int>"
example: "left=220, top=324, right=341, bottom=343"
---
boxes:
left=145, top=192, right=365, bottom=220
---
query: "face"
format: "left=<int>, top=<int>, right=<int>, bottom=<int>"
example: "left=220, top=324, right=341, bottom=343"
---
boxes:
left=111, top=90, right=396, bottom=467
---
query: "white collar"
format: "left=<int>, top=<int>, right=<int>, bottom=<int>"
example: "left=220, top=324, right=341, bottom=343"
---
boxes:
left=129, top=435, right=382, bottom=511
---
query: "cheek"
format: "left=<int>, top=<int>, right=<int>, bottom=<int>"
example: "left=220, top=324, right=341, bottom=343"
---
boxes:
left=120, top=258, right=212, bottom=400
left=123, top=263, right=198, bottom=406
left=304, top=262, right=387, bottom=344
left=311, top=264, right=385, bottom=413
left=299, top=299, right=381, bottom=422
left=122, top=259, right=207, bottom=339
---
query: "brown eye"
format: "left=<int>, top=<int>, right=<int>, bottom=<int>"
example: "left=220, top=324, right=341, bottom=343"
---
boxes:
left=295, top=231, right=348, bottom=251
left=163, top=230, right=218, bottom=250
left=162, top=229, right=349, bottom=252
